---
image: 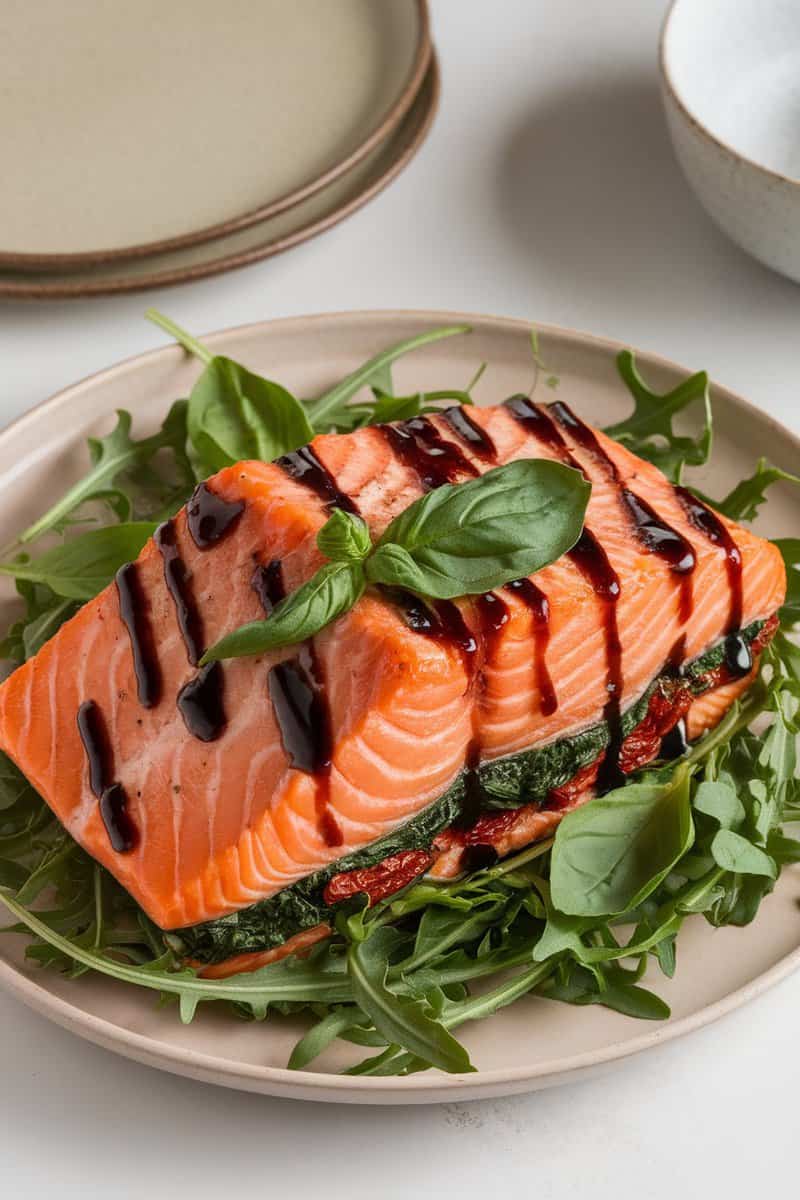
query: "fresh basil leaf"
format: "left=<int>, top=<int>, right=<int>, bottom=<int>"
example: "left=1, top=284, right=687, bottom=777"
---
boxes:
left=550, top=768, right=694, bottom=917
left=711, top=459, right=800, bottom=523
left=19, top=402, right=192, bottom=545
left=187, top=357, right=313, bottom=473
left=316, top=510, right=372, bottom=563
left=348, top=926, right=473, bottom=1074
left=306, top=326, right=472, bottom=428
left=693, top=780, right=745, bottom=830
left=774, top=539, right=800, bottom=628
left=366, top=460, right=590, bottom=599
left=202, top=560, right=365, bottom=662
left=710, top=829, right=777, bottom=879
left=605, top=351, right=712, bottom=482
left=0, top=523, right=156, bottom=600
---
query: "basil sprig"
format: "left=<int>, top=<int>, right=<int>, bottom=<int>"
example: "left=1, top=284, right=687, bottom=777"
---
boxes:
left=201, top=460, right=590, bottom=662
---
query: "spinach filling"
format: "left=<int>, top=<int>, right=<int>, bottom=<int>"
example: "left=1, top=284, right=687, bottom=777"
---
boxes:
left=173, top=620, right=766, bottom=964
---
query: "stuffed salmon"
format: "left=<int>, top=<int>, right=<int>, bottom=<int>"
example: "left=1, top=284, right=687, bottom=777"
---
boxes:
left=0, top=399, right=785, bottom=974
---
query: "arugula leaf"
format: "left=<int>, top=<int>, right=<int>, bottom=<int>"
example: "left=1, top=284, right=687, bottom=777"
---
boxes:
left=347, top=927, right=474, bottom=1074
left=550, top=768, right=694, bottom=917
left=202, top=560, right=365, bottom=662
left=366, top=460, right=590, bottom=599
left=774, top=539, right=800, bottom=627
left=710, top=458, right=800, bottom=522
left=315, top=510, right=372, bottom=563
left=19, top=403, right=192, bottom=545
left=187, top=357, right=314, bottom=474
left=605, top=351, right=712, bottom=482
left=0, top=523, right=156, bottom=600
left=305, top=326, right=472, bottom=429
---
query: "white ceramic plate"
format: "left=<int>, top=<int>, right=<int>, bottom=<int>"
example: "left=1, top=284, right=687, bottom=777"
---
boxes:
left=0, top=61, right=438, bottom=299
left=0, top=311, right=797, bottom=1104
left=0, top=0, right=429, bottom=267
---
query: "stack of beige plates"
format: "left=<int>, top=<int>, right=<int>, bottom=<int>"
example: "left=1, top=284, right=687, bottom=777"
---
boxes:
left=0, top=0, right=435, bottom=299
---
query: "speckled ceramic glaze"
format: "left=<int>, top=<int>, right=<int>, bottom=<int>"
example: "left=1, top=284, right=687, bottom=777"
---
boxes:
left=0, top=311, right=798, bottom=1103
left=661, top=0, right=800, bottom=283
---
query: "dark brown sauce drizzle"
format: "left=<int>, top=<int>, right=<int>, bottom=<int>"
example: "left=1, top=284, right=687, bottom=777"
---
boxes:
left=551, top=399, right=696, bottom=626
left=504, top=397, right=626, bottom=790
left=254, top=558, right=341, bottom=845
left=276, top=445, right=359, bottom=514
left=674, top=486, right=743, bottom=634
left=660, top=718, right=689, bottom=761
left=440, top=406, right=499, bottom=463
left=251, top=558, right=285, bottom=615
left=380, top=416, right=479, bottom=489
left=619, top=489, right=695, bottom=623
left=187, top=482, right=245, bottom=549
left=115, top=562, right=162, bottom=708
left=724, top=633, right=753, bottom=677
left=505, top=578, right=558, bottom=716
left=77, top=700, right=138, bottom=852
left=268, top=648, right=342, bottom=846
left=77, top=700, right=111, bottom=798
left=386, top=588, right=479, bottom=677
left=154, top=520, right=204, bottom=666
left=568, top=530, right=626, bottom=791
left=177, top=662, right=226, bottom=742
left=99, top=783, right=139, bottom=853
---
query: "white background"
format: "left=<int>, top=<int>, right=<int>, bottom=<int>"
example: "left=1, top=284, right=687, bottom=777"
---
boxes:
left=1, top=2, right=799, bottom=1194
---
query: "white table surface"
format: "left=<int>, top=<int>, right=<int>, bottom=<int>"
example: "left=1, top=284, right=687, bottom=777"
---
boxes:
left=2, top=1, right=799, bottom=1194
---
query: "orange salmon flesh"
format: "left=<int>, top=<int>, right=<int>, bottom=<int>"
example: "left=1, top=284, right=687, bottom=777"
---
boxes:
left=0, top=402, right=785, bottom=931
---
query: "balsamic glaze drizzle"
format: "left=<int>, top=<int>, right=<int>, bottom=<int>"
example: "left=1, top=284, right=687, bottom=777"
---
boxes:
left=386, top=588, right=479, bottom=677
left=619, top=489, right=695, bottom=623
left=505, top=578, right=558, bottom=716
left=251, top=558, right=285, bottom=615
left=268, top=648, right=342, bottom=846
left=277, top=445, right=359, bottom=514
left=177, top=662, right=227, bottom=742
left=187, top=482, right=245, bottom=549
left=380, top=416, right=479, bottom=490
left=253, top=557, right=341, bottom=845
left=77, top=700, right=138, bottom=852
left=115, top=562, right=162, bottom=708
left=551, top=399, right=696, bottom=624
left=154, top=520, right=204, bottom=666
left=505, top=397, right=625, bottom=789
left=99, top=784, right=139, bottom=853
left=440, top=406, right=499, bottom=463
left=77, top=700, right=111, bottom=799
left=660, top=718, right=689, bottom=761
left=675, top=485, right=743, bottom=634
left=724, top=633, right=753, bottom=678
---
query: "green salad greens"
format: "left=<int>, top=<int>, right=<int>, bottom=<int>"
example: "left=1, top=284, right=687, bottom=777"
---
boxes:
left=0, top=313, right=797, bottom=1077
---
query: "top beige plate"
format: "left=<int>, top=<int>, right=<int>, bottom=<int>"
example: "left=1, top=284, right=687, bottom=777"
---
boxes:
left=0, top=0, right=429, bottom=268
left=0, top=311, right=798, bottom=1104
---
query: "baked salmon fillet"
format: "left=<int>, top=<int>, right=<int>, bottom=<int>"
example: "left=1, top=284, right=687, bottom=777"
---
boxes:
left=0, top=400, right=786, bottom=965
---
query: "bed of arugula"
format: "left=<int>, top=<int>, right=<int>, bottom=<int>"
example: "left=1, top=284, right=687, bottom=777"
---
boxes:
left=0, top=311, right=798, bottom=1078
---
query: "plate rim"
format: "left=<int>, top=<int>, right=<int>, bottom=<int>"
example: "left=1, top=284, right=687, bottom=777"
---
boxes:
left=1, top=307, right=798, bottom=1103
left=0, top=0, right=430, bottom=271
left=0, top=56, right=439, bottom=301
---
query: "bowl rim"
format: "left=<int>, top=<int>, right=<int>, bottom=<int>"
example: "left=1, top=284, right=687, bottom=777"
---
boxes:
left=660, top=0, right=800, bottom=190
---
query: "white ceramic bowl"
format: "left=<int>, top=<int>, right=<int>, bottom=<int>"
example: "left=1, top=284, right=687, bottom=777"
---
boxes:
left=661, top=0, right=800, bottom=282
